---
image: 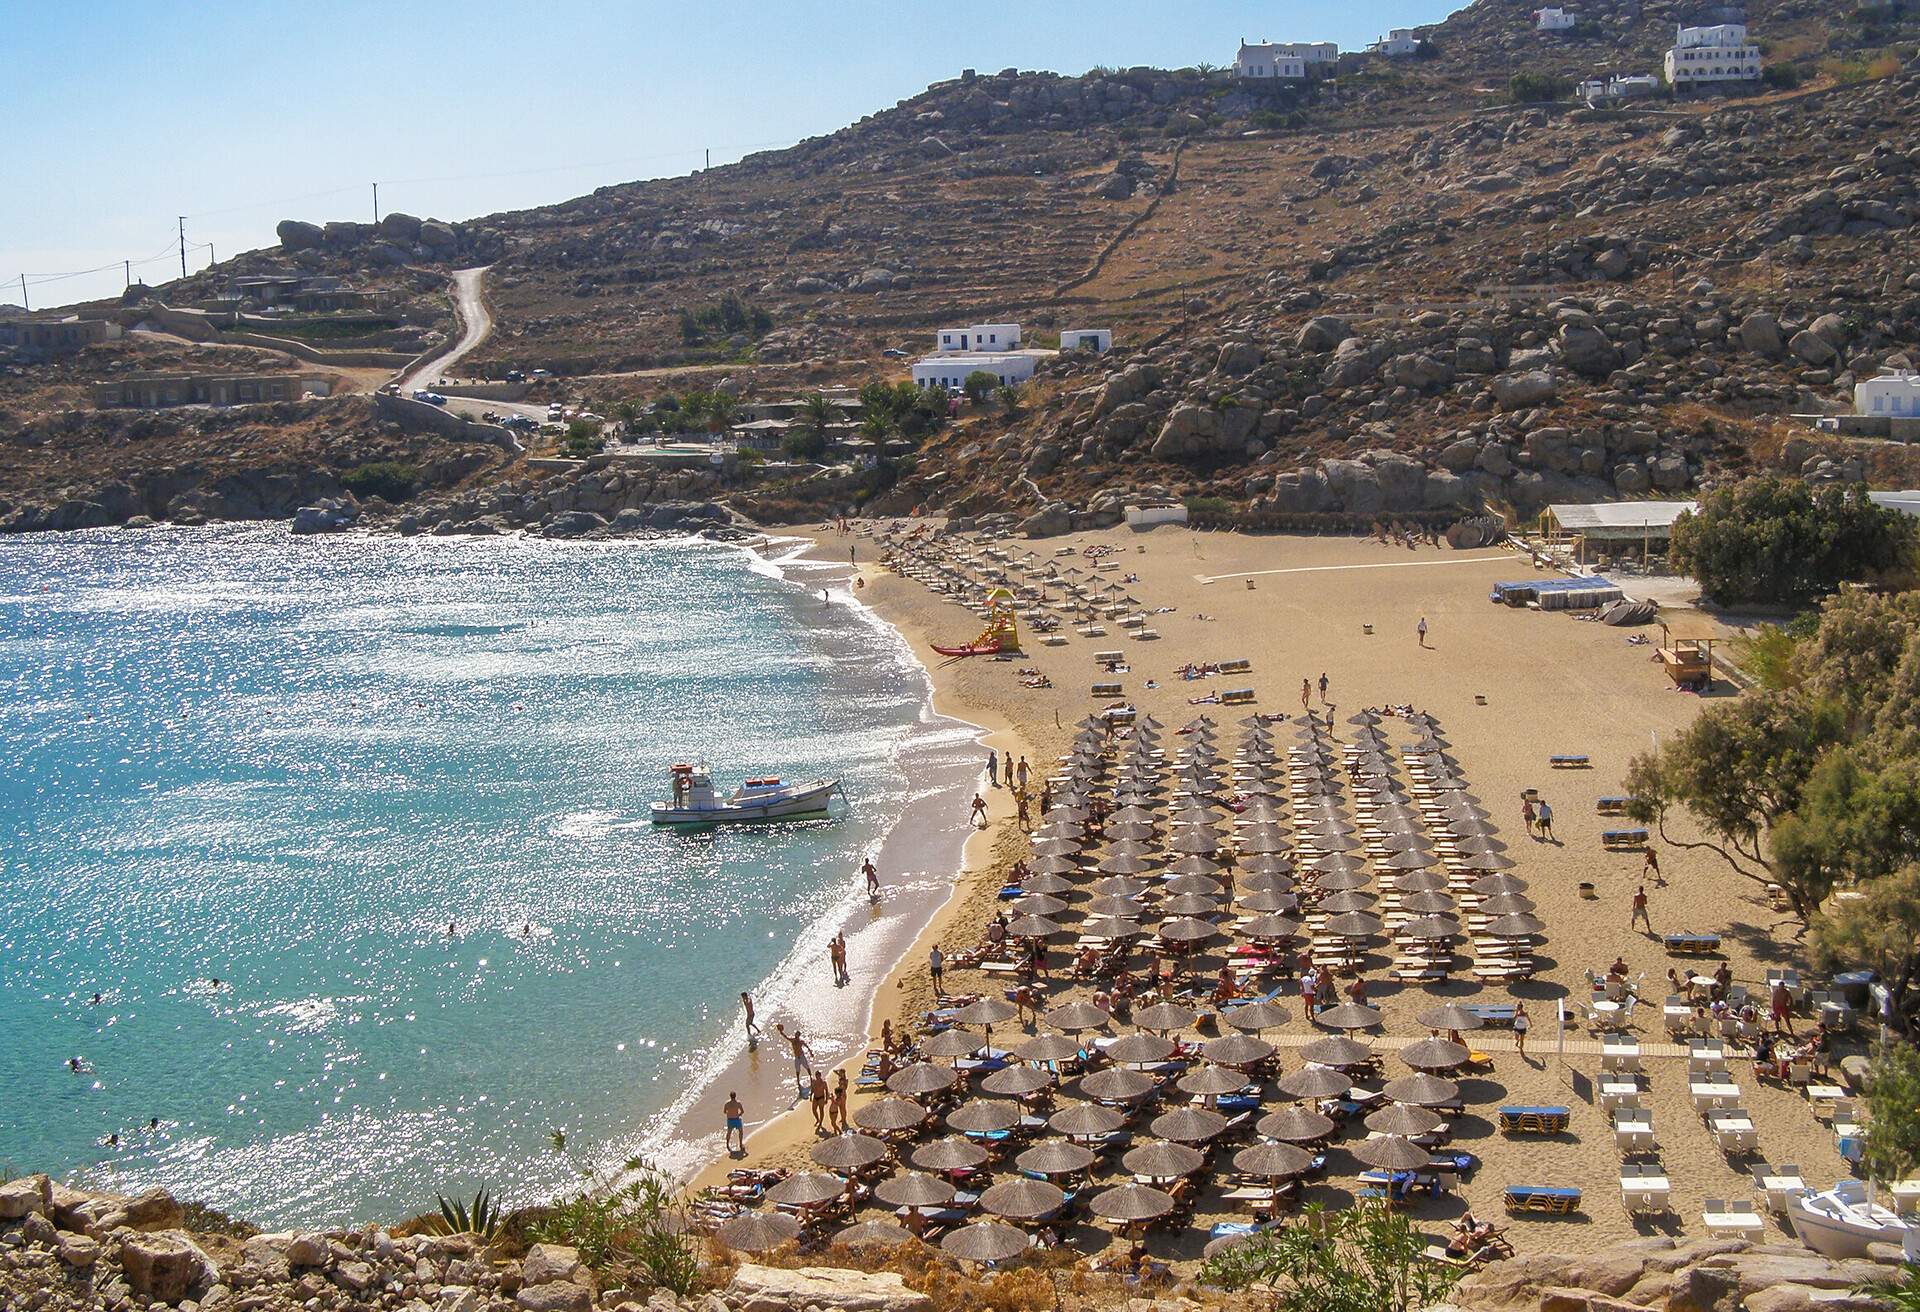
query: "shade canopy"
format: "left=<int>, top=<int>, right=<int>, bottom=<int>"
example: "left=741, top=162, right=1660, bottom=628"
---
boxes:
left=911, top=1136, right=988, bottom=1172
left=811, top=1134, right=888, bottom=1171
left=876, top=1172, right=957, bottom=1208
left=1257, top=1106, right=1337, bottom=1141
left=1234, top=1141, right=1315, bottom=1177
left=1088, top=1183, right=1175, bottom=1222
left=768, top=1171, right=849, bottom=1206
left=853, top=1097, right=928, bottom=1133
left=1352, top=1134, right=1431, bottom=1171
left=1015, top=1140, right=1097, bottom=1176
left=941, top=1221, right=1030, bottom=1264
left=979, top=1177, right=1067, bottom=1221
left=718, top=1211, right=800, bottom=1252
left=947, top=1100, right=1021, bottom=1133
left=1122, top=1140, right=1206, bottom=1177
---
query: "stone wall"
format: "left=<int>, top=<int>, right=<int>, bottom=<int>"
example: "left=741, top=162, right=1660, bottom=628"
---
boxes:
left=374, top=393, right=522, bottom=454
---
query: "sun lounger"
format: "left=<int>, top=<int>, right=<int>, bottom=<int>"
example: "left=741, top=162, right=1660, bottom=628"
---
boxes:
left=1597, top=796, right=1631, bottom=815
left=1503, top=1185, right=1581, bottom=1215
left=1498, top=1106, right=1570, bottom=1135
left=1219, top=658, right=1252, bottom=674
left=1602, top=828, right=1650, bottom=848
left=1702, top=1197, right=1764, bottom=1239
left=1550, top=754, right=1591, bottom=768
left=1221, top=688, right=1256, bottom=705
left=1092, top=681, right=1124, bottom=697
left=1663, top=932, right=1722, bottom=955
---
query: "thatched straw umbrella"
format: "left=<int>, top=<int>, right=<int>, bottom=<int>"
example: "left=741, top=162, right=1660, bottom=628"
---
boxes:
left=718, top=1211, right=799, bottom=1252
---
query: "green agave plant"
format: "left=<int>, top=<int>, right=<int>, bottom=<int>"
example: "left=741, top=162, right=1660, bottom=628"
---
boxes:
left=433, top=1187, right=500, bottom=1239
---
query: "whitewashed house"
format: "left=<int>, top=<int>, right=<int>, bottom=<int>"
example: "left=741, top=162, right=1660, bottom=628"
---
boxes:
left=1536, top=7, right=1577, bottom=31
left=1234, top=42, right=1306, bottom=80
left=1371, top=29, right=1421, bottom=56
left=1060, top=328, right=1113, bottom=353
left=1578, top=73, right=1659, bottom=102
left=1664, top=23, right=1762, bottom=84
left=935, top=323, right=1021, bottom=353
left=915, top=322, right=1056, bottom=392
left=1233, top=40, right=1337, bottom=79
left=1858, top=370, right=1920, bottom=418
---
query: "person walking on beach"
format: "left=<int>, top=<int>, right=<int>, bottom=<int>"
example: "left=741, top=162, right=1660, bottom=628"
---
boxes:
left=1521, top=796, right=1536, bottom=837
left=986, top=752, right=998, bottom=787
left=1513, top=1002, right=1530, bottom=1058
left=929, top=944, right=945, bottom=995
left=808, top=1070, right=831, bottom=1133
left=723, top=1091, right=746, bottom=1155
left=1535, top=799, right=1554, bottom=842
left=740, top=992, right=760, bottom=1044
left=1643, top=847, right=1662, bottom=886
left=1771, top=978, right=1796, bottom=1035
left=776, top=1024, right=815, bottom=1099
left=969, top=793, right=989, bottom=827
left=863, top=857, right=880, bottom=900
left=1630, top=884, right=1652, bottom=933
left=831, top=1070, right=849, bottom=1132
left=1417, top=615, right=1429, bottom=648
left=1016, top=791, right=1030, bottom=831
left=1015, top=757, right=1029, bottom=791
left=1039, top=781, right=1051, bottom=816
left=1301, top=678, right=1311, bottom=710
left=1002, top=751, right=1014, bottom=789
left=1318, top=672, right=1329, bottom=704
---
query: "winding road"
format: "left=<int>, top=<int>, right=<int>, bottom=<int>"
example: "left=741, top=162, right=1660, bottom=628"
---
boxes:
left=397, top=266, right=493, bottom=395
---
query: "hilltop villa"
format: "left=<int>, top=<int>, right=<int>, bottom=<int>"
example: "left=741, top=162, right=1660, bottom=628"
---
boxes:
left=1664, top=23, right=1763, bottom=84
left=1536, top=8, right=1577, bottom=31
left=913, top=323, right=1057, bottom=392
left=1232, top=40, right=1338, bottom=80
left=1371, top=29, right=1421, bottom=56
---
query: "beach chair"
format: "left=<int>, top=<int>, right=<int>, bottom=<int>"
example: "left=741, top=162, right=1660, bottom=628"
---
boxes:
left=1708, top=1108, right=1759, bottom=1155
left=1602, top=828, right=1650, bottom=849
left=1613, top=1107, right=1655, bottom=1153
left=1596, top=796, right=1630, bottom=816
left=1219, top=658, right=1253, bottom=674
left=1550, top=754, right=1591, bottom=769
left=1502, top=1185, right=1580, bottom=1216
left=1498, top=1105, right=1571, bottom=1135
left=1221, top=688, right=1256, bottom=705
left=1702, top=1197, right=1764, bottom=1240
left=1830, top=1100, right=1862, bottom=1140
left=1092, top=681, right=1124, bottom=698
left=1754, top=1163, right=1806, bottom=1213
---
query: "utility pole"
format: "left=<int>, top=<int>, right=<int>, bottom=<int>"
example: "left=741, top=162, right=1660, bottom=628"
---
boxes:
left=178, top=217, right=187, bottom=279
left=18, top=274, right=27, bottom=312
left=208, top=242, right=215, bottom=267
left=124, top=259, right=131, bottom=288
left=373, top=181, right=380, bottom=224
left=705, top=148, right=710, bottom=171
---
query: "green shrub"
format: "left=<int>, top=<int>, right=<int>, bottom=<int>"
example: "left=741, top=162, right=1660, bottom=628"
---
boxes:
left=1762, top=63, right=1803, bottom=88
left=1671, top=477, right=1916, bottom=606
left=963, top=371, right=1000, bottom=406
left=1185, top=495, right=1233, bottom=516
left=431, top=1188, right=500, bottom=1239
left=341, top=461, right=417, bottom=503
left=1202, top=1201, right=1462, bottom=1312
left=563, top=420, right=604, bottom=459
left=1509, top=72, right=1571, bottom=102
left=534, top=1156, right=699, bottom=1294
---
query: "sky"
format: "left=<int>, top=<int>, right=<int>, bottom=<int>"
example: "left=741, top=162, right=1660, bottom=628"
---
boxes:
left=1, top=0, right=1455, bottom=310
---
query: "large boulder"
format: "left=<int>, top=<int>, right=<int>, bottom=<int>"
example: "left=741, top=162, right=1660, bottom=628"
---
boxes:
left=1218, top=341, right=1263, bottom=376
left=0, top=1175, right=50, bottom=1219
left=276, top=220, right=324, bottom=252
left=1296, top=315, right=1350, bottom=352
left=542, top=511, right=607, bottom=538
left=1019, top=503, right=1073, bottom=537
left=420, top=219, right=459, bottom=250
left=1094, top=364, right=1159, bottom=415
left=1737, top=312, right=1786, bottom=359
left=727, top=1263, right=934, bottom=1312
left=1791, top=329, right=1838, bottom=367
left=1390, top=352, right=1455, bottom=391
left=1150, top=403, right=1219, bottom=459
left=1557, top=322, right=1620, bottom=378
left=1322, top=337, right=1379, bottom=388
left=1492, top=369, right=1557, bottom=409
left=380, top=211, right=424, bottom=242
left=120, top=1231, right=215, bottom=1304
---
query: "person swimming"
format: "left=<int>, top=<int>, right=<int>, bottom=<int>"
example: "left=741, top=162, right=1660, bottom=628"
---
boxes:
left=89, top=992, right=102, bottom=1005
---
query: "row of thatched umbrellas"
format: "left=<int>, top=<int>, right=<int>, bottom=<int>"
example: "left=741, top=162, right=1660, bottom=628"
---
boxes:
left=716, top=710, right=1532, bottom=1259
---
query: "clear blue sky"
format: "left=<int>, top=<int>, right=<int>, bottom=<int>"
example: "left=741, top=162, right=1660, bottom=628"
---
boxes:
left=2, top=0, right=1454, bottom=310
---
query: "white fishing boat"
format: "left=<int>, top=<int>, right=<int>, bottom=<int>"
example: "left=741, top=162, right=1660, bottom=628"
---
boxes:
left=1786, top=1179, right=1916, bottom=1259
left=650, top=763, right=842, bottom=825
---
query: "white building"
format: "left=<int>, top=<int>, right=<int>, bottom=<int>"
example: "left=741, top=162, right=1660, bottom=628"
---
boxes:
left=1664, top=23, right=1762, bottom=84
left=1232, top=40, right=1337, bottom=79
left=1578, top=73, right=1659, bottom=102
left=1536, top=7, right=1577, bottom=31
left=1060, top=328, right=1113, bottom=353
left=1371, top=29, right=1421, bottom=56
left=1858, top=370, right=1920, bottom=418
left=1234, top=43, right=1305, bottom=80
left=912, top=351, right=1046, bottom=392
left=935, top=323, right=1021, bottom=353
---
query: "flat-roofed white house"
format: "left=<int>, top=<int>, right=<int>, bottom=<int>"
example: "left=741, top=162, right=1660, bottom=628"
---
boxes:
left=1060, top=328, right=1113, bottom=353
left=1371, top=29, right=1421, bottom=56
left=935, top=323, right=1021, bottom=353
left=913, top=352, right=1046, bottom=391
left=1578, top=73, right=1659, bottom=102
left=1234, top=42, right=1306, bottom=80
left=1664, top=23, right=1762, bottom=84
left=1858, top=370, right=1920, bottom=418
left=1536, top=7, right=1577, bottom=30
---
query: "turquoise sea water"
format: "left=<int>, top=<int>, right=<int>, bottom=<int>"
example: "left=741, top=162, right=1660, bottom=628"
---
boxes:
left=0, top=527, right=951, bottom=1226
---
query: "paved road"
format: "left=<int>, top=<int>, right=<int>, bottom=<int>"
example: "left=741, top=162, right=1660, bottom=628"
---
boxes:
left=397, top=266, right=493, bottom=395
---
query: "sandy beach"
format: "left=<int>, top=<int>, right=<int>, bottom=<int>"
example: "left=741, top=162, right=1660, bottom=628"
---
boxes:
left=689, top=520, right=1851, bottom=1262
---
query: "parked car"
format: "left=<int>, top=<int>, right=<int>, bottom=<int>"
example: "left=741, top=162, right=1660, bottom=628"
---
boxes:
left=412, top=389, right=448, bottom=406
left=882, top=348, right=908, bottom=359
left=501, top=415, right=537, bottom=432
left=504, top=370, right=525, bottom=383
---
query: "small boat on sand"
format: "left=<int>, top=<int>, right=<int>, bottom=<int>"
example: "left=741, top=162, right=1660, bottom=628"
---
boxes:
left=1786, top=1180, right=1916, bottom=1258
left=650, top=763, right=842, bottom=825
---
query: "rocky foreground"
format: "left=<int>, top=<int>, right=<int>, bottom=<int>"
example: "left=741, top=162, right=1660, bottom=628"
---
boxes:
left=4, top=1172, right=1911, bottom=1312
